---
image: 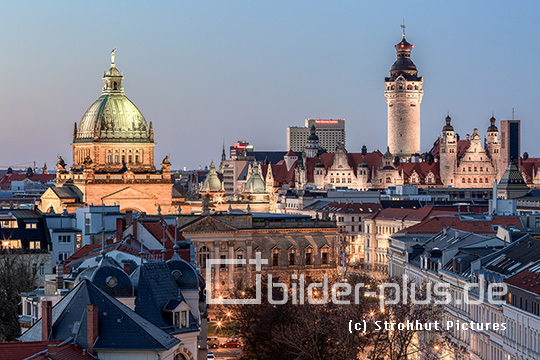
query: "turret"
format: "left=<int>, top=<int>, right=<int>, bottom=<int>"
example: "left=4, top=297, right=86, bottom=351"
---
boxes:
left=485, top=115, right=501, bottom=179
left=304, top=125, right=319, bottom=158
left=384, top=25, right=423, bottom=158
left=439, top=114, right=457, bottom=186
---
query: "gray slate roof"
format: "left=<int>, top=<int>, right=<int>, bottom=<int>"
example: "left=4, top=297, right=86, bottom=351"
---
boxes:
left=19, top=279, right=180, bottom=351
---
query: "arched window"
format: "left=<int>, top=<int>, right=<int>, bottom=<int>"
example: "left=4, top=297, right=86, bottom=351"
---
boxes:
left=386, top=177, right=392, bottom=183
left=113, top=82, right=118, bottom=90
left=467, top=178, right=471, bottom=183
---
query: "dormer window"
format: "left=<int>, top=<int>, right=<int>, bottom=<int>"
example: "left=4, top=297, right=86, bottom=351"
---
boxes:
left=174, top=310, right=188, bottom=328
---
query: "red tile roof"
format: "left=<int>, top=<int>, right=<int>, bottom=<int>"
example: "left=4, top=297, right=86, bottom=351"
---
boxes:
left=504, top=260, right=540, bottom=295
left=25, top=340, right=93, bottom=360
left=261, top=162, right=296, bottom=187
left=63, top=245, right=101, bottom=273
left=431, top=139, right=471, bottom=161
left=0, top=340, right=62, bottom=360
left=0, top=174, right=56, bottom=190
left=520, top=158, right=540, bottom=182
left=398, top=162, right=441, bottom=184
left=399, top=215, right=522, bottom=235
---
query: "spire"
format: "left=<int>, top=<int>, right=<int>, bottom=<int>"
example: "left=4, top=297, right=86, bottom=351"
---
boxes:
left=401, top=19, right=406, bottom=39
left=221, top=141, right=226, bottom=162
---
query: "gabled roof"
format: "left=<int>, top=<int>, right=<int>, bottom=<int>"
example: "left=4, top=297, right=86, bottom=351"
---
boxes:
left=19, top=279, right=180, bottom=351
left=132, top=262, right=199, bottom=334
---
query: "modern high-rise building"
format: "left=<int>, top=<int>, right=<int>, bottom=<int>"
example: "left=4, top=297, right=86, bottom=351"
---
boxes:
left=500, top=119, right=521, bottom=168
left=287, top=118, right=345, bottom=152
left=385, top=29, right=423, bottom=158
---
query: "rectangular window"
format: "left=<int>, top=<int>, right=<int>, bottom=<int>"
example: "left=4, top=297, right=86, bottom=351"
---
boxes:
left=220, top=255, right=226, bottom=268
left=108, top=155, right=112, bottom=163
left=272, top=253, right=279, bottom=267
left=25, top=223, right=37, bottom=229
left=114, top=155, right=119, bottom=163
left=121, top=155, right=126, bottom=163
left=289, top=252, right=295, bottom=266
left=1, top=239, right=21, bottom=249
left=135, top=155, right=139, bottom=163
left=128, top=155, right=132, bottom=163
left=174, top=312, right=180, bottom=327
left=58, top=235, right=71, bottom=243
left=1, top=220, right=17, bottom=228
left=181, top=311, right=187, bottom=327
left=29, top=241, right=40, bottom=249
left=58, top=252, right=70, bottom=262
left=322, top=252, right=328, bottom=265
left=39, top=265, right=45, bottom=276
left=236, top=254, right=243, bottom=267
left=306, top=252, right=312, bottom=265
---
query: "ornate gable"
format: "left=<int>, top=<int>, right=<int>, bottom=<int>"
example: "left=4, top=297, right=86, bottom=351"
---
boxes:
left=181, top=216, right=239, bottom=233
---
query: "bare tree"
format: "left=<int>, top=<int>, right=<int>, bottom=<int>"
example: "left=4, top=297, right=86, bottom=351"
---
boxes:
left=0, top=251, right=47, bottom=341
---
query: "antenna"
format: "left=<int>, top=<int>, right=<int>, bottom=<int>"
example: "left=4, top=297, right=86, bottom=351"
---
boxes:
left=101, top=204, right=106, bottom=256
left=512, top=107, right=515, bottom=120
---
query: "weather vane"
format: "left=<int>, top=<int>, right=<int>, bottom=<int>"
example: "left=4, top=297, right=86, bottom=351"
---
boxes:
left=400, top=19, right=406, bottom=38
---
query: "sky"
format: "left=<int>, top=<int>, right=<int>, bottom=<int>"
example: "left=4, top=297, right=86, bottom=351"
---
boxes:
left=0, top=1, right=538, bottom=170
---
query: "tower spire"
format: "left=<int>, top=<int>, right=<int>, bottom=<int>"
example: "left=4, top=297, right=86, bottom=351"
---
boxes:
left=401, top=19, right=406, bottom=38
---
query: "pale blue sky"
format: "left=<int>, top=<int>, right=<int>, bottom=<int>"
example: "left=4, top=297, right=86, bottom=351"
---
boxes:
left=0, top=1, right=538, bottom=169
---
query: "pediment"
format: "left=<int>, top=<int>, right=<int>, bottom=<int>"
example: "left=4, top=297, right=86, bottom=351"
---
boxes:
left=101, top=186, right=157, bottom=201
left=181, top=216, right=239, bottom=233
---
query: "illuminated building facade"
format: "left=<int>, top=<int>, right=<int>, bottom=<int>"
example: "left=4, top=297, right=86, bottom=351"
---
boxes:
left=40, top=50, right=176, bottom=214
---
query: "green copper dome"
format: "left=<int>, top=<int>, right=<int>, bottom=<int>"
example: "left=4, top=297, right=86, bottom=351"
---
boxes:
left=202, top=161, right=223, bottom=192
left=245, top=162, right=266, bottom=193
left=74, top=49, right=153, bottom=143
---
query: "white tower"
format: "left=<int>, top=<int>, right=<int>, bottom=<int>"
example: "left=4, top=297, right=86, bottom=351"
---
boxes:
left=385, top=26, right=423, bottom=158
left=439, top=115, right=457, bottom=186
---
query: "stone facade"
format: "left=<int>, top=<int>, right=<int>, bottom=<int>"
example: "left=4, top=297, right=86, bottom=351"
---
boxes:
left=385, top=35, right=423, bottom=158
left=39, top=51, right=176, bottom=215
left=177, top=213, right=339, bottom=296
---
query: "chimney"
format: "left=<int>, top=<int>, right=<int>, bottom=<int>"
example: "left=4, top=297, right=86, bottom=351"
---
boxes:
left=87, top=304, right=99, bottom=354
left=133, top=219, right=139, bottom=240
left=123, top=263, right=130, bottom=275
left=56, top=263, right=64, bottom=290
left=125, top=210, right=133, bottom=227
left=47, top=343, right=58, bottom=356
left=42, top=300, right=52, bottom=340
left=116, top=218, right=125, bottom=241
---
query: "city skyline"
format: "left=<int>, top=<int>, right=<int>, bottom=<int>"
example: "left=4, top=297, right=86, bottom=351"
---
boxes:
left=0, top=1, right=538, bottom=169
